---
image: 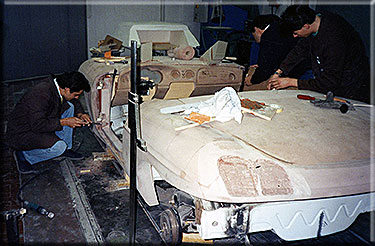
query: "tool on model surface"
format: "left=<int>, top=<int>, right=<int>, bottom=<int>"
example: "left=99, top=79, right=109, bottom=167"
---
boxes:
left=297, top=91, right=352, bottom=113
left=297, top=92, right=372, bottom=113
left=297, top=94, right=351, bottom=103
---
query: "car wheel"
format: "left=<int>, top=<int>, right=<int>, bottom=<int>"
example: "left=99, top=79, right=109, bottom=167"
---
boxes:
left=160, top=207, right=182, bottom=245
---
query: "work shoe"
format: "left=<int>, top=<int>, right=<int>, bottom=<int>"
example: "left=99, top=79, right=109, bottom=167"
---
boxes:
left=61, top=149, right=84, bottom=160
left=13, top=151, right=39, bottom=175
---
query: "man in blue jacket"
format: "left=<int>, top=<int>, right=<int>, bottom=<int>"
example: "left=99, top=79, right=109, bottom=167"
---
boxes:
left=268, top=5, right=370, bottom=103
left=7, top=71, right=92, bottom=174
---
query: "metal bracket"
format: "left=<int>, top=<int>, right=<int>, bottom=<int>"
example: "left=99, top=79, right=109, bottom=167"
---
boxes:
left=128, top=91, right=147, bottom=152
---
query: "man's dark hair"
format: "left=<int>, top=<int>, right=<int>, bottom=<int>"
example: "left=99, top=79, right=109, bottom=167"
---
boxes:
left=280, top=5, right=316, bottom=35
left=250, top=14, right=280, bottom=33
left=55, top=71, right=90, bottom=93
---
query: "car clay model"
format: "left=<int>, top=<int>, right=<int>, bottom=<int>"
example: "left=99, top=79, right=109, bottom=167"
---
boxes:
left=79, top=22, right=374, bottom=244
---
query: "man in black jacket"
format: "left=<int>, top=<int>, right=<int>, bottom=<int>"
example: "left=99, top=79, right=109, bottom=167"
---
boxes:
left=244, top=14, right=310, bottom=88
left=7, top=71, right=91, bottom=174
left=268, top=5, right=370, bottom=103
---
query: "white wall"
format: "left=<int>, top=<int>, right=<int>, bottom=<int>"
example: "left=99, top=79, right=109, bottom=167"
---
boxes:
left=164, top=4, right=200, bottom=38
left=86, top=1, right=201, bottom=55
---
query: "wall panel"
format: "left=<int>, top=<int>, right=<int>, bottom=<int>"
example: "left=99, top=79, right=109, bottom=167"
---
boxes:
left=2, top=4, right=87, bottom=81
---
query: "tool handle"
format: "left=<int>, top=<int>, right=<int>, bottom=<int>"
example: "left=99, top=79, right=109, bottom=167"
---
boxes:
left=23, top=200, right=55, bottom=219
left=297, top=94, right=315, bottom=100
left=333, top=97, right=348, bottom=103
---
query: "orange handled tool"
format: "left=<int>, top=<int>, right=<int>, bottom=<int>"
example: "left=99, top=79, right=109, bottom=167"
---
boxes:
left=297, top=94, right=350, bottom=104
left=297, top=94, right=315, bottom=100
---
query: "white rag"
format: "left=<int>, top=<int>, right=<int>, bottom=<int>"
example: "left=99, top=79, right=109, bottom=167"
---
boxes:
left=183, top=87, right=243, bottom=124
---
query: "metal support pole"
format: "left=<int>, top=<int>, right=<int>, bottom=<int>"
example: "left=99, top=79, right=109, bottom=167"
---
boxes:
left=5, top=211, right=20, bottom=245
left=2, top=208, right=26, bottom=245
left=128, top=40, right=139, bottom=246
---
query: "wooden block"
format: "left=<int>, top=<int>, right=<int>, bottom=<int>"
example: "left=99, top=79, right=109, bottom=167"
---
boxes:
left=164, top=82, right=195, bottom=100
left=182, top=233, right=213, bottom=244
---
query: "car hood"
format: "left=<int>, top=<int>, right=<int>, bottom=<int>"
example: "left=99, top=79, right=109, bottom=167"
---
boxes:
left=135, top=90, right=373, bottom=203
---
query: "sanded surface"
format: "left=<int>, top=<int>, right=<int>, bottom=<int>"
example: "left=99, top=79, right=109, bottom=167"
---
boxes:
left=143, top=90, right=372, bottom=165
left=135, top=89, right=373, bottom=203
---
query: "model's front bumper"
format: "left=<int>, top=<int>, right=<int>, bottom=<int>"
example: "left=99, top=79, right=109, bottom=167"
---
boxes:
left=198, top=192, right=374, bottom=241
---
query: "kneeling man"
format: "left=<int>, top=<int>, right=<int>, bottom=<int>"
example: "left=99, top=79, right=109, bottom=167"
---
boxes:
left=7, top=71, right=92, bottom=174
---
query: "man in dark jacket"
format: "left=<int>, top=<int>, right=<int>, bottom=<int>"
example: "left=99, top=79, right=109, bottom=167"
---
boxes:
left=7, top=71, right=91, bottom=174
left=268, top=5, right=370, bottom=104
left=244, top=14, right=310, bottom=87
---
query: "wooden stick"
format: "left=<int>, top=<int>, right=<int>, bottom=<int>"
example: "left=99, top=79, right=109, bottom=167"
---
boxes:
left=175, top=119, right=216, bottom=131
left=175, top=122, right=201, bottom=131
left=241, top=107, right=272, bottom=121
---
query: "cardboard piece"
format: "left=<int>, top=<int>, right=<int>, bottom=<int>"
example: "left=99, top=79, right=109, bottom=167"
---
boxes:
left=101, top=35, right=123, bottom=50
left=141, top=42, right=153, bottom=62
left=163, top=82, right=195, bottom=100
left=200, top=41, right=227, bottom=64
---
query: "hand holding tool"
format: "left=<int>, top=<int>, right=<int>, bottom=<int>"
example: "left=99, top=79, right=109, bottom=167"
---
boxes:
left=82, top=121, right=102, bottom=126
left=90, top=122, right=102, bottom=125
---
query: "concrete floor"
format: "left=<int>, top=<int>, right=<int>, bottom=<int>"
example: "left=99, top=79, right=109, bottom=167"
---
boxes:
left=1, top=78, right=374, bottom=245
left=18, top=126, right=162, bottom=245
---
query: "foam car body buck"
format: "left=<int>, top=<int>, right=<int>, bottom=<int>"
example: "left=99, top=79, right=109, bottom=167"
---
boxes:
left=79, top=22, right=374, bottom=243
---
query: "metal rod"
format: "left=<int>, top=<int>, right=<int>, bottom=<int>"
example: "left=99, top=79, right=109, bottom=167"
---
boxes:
left=128, top=40, right=139, bottom=246
left=137, top=195, right=168, bottom=246
left=4, top=210, right=20, bottom=245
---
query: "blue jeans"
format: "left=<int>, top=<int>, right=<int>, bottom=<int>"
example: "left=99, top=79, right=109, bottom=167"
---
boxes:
left=23, top=102, right=74, bottom=165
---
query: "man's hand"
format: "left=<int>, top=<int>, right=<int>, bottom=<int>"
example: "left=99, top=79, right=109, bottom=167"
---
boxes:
left=244, top=65, right=258, bottom=86
left=60, top=117, right=87, bottom=128
left=244, top=76, right=252, bottom=86
left=267, top=77, right=298, bottom=90
left=77, top=113, right=92, bottom=125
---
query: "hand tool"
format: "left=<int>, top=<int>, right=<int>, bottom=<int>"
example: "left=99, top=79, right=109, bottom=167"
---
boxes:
left=297, top=94, right=350, bottom=104
left=297, top=94, right=316, bottom=101
left=297, top=91, right=352, bottom=113
left=82, top=121, right=102, bottom=126
left=297, top=93, right=372, bottom=111
left=23, top=200, right=54, bottom=219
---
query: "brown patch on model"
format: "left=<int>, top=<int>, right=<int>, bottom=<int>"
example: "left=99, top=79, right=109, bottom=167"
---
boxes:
left=240, top=98, right=265, bottom=110
left=217, top=155, right=293, bottom=197
left=253, top=159, right=293, bottom=196
left=218, top=156, right=258, bottom=197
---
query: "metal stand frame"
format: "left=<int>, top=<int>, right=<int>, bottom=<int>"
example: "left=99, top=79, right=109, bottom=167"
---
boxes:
left=127, top=40, right=148, bottom=246
left=1, top=208, right=26, bottom=245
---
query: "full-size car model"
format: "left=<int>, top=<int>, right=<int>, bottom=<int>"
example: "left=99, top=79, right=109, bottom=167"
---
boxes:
left=79, top=22, right=374, bottom=244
